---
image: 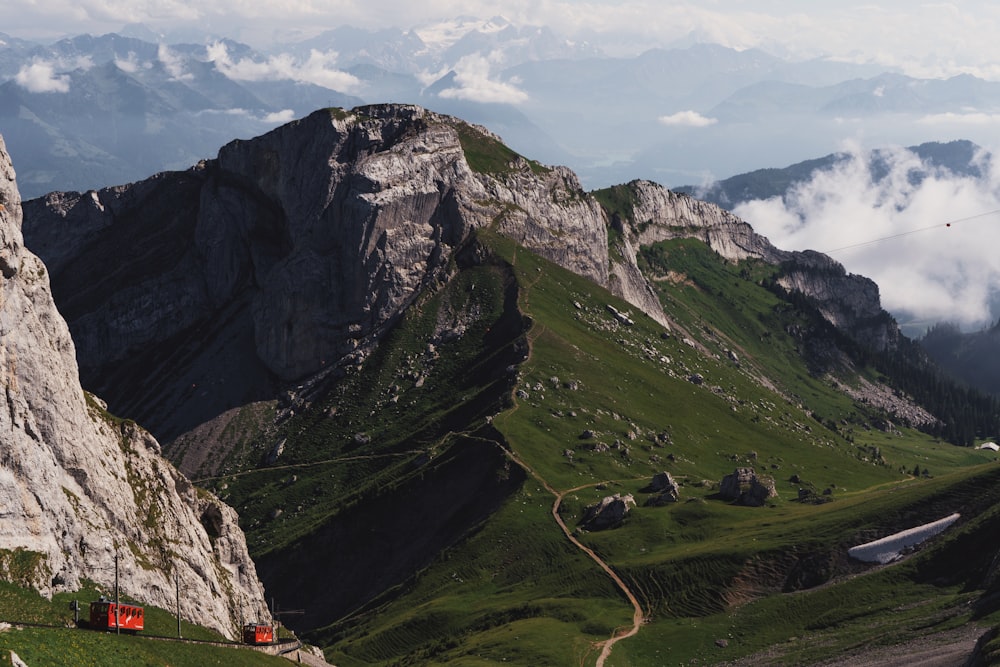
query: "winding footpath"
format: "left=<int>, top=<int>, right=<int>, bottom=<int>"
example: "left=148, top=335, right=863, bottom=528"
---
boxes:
left=501, top=444, right=646, bottom=667
left=504, top=245, right=646, bottom=666
left=552, top=484, right=645, bottom=667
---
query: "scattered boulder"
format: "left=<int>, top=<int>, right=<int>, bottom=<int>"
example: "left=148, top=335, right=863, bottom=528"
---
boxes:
left=266, top=438, right=287, bottom=464
left=645, top=471, right=681, bottom=506
left=606, top=304, right=635, bottom=326
left=719, top=467, right=777, bottom=507
left=581, top=494, right=635, bottom=530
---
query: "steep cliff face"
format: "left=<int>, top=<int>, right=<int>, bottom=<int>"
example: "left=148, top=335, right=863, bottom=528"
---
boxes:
left=22, top=107, right=904, bottom=455
left=0, top=135, right=268, bottom=638
left=624, top=180, right=790, bottom=263
left=23, top=104, right=609, bottom=445
left=606, top=180, right=900, bottom=352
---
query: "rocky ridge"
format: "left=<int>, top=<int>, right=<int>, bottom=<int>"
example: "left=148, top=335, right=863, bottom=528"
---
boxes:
left=0, top=135, right=268, bottom=638
left=607, top=180, right=902, bottom=352
left=22, top=105, right=611, bottom=446
left=21, top=104, right=910, bottom=451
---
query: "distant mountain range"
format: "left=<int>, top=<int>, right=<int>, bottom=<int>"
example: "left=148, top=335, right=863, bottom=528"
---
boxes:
left=5, top=19, right=1000, bottom=198
left=673, top=139, right=986, bottom=209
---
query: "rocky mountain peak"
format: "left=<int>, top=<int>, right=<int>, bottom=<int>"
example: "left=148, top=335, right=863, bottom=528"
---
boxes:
left=0, top=135, right=268, bottom=638
left=23, top=104, right=609, bottom=445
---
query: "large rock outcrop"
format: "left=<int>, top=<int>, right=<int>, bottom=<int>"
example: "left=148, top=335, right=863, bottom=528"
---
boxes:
left=580, top=494, right=636, bottom=530
left=22, top=104, right=609, bottom=446
left=719, top=467, right=778, bottom=507
left=0, top=135, right=267, bottom=638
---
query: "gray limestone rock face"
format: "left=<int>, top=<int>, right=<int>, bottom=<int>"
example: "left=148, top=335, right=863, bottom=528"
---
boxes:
left=21, top=105, right=909, bottom=451
left=22, top=105, right=613, bottom=444
left=0, top=135, right=267, bottom=639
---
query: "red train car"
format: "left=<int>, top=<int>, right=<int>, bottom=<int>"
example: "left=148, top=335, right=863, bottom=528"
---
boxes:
left=89, top=599, right=144, bottom=632
left=243, top=622, right=274, bottom=645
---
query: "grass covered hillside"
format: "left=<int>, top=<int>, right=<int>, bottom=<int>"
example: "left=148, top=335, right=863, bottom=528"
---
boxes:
left=24, top=105, right=1000, bottom=665
left=206, top=221, right=1000, bottom=665
left=0, top=578, right=290, bottom=666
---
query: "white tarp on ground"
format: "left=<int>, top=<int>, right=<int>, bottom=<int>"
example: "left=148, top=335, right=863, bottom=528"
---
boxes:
left=848, top=513, right=961, bottom=564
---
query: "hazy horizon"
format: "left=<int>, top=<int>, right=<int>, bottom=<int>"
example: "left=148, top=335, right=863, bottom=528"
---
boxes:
left=3, top=2, right=1000, bottom=332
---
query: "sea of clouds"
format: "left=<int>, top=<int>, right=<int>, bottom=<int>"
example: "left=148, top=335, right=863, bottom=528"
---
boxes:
left=733, top=142, right=1000, bottom=333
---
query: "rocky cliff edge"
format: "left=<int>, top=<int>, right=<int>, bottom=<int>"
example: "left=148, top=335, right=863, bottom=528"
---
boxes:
left=0, top=135, right=268, bottom=639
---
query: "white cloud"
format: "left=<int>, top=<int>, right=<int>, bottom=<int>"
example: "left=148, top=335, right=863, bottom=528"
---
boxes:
left=206, top=42, right=361, bottom=93
left=115, top=52, right=145, bottom=73
left=5, top=2, right=1000, bottom=80
left=263, top=109, right=296, bottom=124
left=437, top=53, right=528, bottom=104
left=733, top=143, right=1000, bottom=328
left=194, top=107, right=296, bottom=124
left=417, top=65, right=451, bottom=88
left=14, top=59, right=71, bottom=93
left=158, top=43, right=192, bottom=81
left=658, top=110, right=718, bottom=127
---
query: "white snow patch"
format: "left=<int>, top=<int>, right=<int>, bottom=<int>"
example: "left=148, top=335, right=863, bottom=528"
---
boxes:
left=848, top=513, right=960, bottom=564
left=415, top=17, right=508, bottom=51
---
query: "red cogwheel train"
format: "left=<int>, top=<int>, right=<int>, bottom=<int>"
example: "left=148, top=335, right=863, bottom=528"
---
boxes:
left=89, top=598, right=145, bottom=632
left=85, top=596, right=276, bottom=645
left=243, top=622, right=275, bottom=645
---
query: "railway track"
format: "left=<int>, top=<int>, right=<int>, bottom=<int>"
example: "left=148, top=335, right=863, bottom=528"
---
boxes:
left=0, top=618, right=301, bottom=654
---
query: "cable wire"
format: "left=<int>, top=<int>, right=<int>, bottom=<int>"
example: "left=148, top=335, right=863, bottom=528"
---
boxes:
left=823, top=208, right=1000, bottom=254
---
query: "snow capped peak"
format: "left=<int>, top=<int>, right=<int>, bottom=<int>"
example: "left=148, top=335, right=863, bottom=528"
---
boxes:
left=414, top=15, right=512, bottom=52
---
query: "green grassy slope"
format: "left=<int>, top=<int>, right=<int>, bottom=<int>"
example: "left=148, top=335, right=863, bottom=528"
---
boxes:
left=264, top=228, right=1000, bottom=665
left=0, top=580, right=289, bottom=667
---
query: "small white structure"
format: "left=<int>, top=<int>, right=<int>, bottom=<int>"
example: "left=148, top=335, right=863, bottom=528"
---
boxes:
left=977, top=442, right=999, bottom=451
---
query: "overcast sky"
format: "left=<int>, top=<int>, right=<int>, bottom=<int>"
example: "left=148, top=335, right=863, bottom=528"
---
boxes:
left=4, top=1, right=1000, bottom=79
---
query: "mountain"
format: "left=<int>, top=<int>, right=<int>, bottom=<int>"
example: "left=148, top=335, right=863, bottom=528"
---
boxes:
left=674, top=139, right=985, bottom=209
left=19, top=104, right=1000, bottom=665
left=5, top=25, right=985, bottom=200
left=709, top=72, right=1000, bottom=121
left=921, top=321, right=1000, bottom=396
left=0, top=34, right=362, bottom=198
left=289, top=17, right=601, bottom=75
left=0, top=134, right=269, bottom=639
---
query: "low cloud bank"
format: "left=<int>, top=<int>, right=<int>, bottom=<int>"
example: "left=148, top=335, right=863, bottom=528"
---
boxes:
left=435, top=53, right=529, bottom=104
left=15, top=55, right=93, bottom=93
left=207, top=42, right=361, bottom=94
left=659, top=110, right=718, bottom=127
left=733, top=143, right=1000, bottom=330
